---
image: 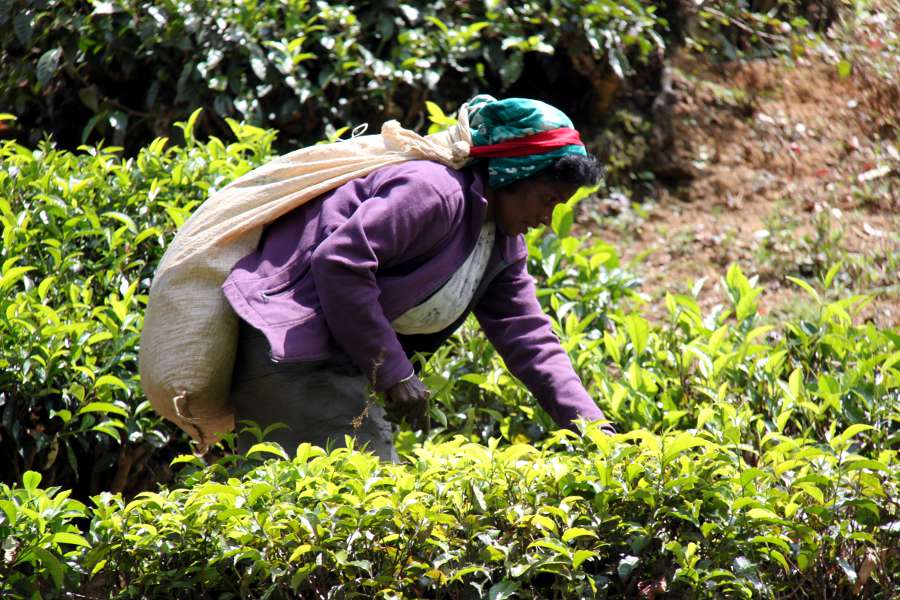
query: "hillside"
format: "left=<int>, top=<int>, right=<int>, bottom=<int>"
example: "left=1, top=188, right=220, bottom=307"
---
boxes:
left=591, top=9, right=899, bottom=328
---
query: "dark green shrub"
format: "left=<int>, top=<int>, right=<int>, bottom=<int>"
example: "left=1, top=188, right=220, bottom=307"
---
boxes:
left=682, top=0, right=840, bottom=60
left=0, top=471, right=89, bottom=597
left=0, top=0, right=665, bottom=154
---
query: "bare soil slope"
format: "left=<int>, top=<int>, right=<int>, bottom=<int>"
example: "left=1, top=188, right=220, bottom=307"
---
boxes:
left=594, top=22, right=899, bottom=327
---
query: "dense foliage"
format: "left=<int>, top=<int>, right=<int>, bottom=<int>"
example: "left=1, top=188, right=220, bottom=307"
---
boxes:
left=0, top=0, right=665, bottom=154
left=681, top=0, right=840, bottom=59
left=0, top=114, right=277, bottom=496
left=1, top=1, right=894, bottom=596
left=0, top=0, right=839, bottom=157
left=2, top=114, right=898, bottom=596
left=3, top=415, right=897, bottom=598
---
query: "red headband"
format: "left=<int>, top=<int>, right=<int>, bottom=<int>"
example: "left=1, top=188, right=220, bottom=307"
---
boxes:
left=468, top=127, right=584, bottom=158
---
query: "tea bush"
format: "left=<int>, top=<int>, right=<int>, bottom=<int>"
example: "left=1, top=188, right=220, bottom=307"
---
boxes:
left=2, top=0, right=840, bottom=156
left=3, top=412, right=898, bottom=598
left=0, top=471, right=89, bottom=596
left=424, top=261, right=900, bottom=451
left=0, top=112, right=277, bottom=496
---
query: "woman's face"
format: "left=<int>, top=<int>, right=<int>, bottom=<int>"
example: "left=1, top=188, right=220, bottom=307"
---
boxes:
left=492, top=176, right=580, bottom=236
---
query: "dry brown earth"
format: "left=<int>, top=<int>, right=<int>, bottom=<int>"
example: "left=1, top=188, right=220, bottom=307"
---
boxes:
left=587, top=27, right=899, bottom=328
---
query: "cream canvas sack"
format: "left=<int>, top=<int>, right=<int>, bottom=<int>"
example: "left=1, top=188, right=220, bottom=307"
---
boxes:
left=139, top=112, right=474, bottom=449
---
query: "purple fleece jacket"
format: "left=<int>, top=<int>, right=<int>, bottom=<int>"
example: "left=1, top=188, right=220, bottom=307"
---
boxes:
left=222, top=160, right=608, bottom=429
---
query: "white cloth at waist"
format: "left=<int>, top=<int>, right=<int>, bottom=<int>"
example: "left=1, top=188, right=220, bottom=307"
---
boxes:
left=391, top=220, right=496, bottom=335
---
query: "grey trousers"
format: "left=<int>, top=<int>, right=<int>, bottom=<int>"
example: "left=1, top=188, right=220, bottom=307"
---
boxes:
left=229, top=320, right=398, bottom=462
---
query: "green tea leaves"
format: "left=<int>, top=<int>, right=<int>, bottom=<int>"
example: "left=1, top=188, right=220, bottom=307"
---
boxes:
left=562, top=527, right=598, bottom=543
left=36, top=48, right=62, bottom=88
left=623, top=314, right=650, bottom=357
left=831, top=423, right=874, bottom=449
left=787, top=275, right=821, bottom=304
left=0, top=264, right=35, bottom=293
left=22, top=471, right=41, bottom=491
left=78, top=402, right=128, bottom=418
left=488, top=580, right=519, bottom=600
left=246, top=443, right=289, bottom=461
left=551, top=202, right=574, bottom=238
left=662, top=433, right=714, bottom=464
left=618, top=555, right=640, bottom=580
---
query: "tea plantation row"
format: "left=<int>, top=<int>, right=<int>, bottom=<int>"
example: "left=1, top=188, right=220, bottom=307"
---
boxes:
left=1, top=115, right=898, bottom=597
left=3, top=416, right=898, bottom=598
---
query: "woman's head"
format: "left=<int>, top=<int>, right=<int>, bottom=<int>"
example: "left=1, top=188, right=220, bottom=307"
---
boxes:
left=466, top=95, right=602, bottom=235
left=468, top=95, right=589, bottom=188
left=488, top=153, right=602, bottom=236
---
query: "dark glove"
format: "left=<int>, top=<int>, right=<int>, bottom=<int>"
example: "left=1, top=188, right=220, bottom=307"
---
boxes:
left=384, top=373, right=431, bottom=432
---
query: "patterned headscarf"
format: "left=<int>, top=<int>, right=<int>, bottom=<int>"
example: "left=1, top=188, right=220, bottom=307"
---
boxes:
left=467, top=94, right=587, bottom=188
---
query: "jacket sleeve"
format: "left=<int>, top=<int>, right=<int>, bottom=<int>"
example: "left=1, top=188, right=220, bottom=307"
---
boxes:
left=311, top=173, right=459, bottom=391
left=473, top=256, right=614, bottom=432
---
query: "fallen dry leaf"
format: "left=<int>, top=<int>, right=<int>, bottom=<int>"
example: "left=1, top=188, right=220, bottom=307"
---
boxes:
left=853, top=548, right=878, bottom=595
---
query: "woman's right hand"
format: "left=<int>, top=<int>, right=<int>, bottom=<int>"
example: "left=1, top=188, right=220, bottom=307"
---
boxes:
left=384, top=373, right=431, bottom=432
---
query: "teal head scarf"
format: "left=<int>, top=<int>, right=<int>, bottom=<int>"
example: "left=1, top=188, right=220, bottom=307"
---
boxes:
left=467, top=94, right=587, bottom=188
